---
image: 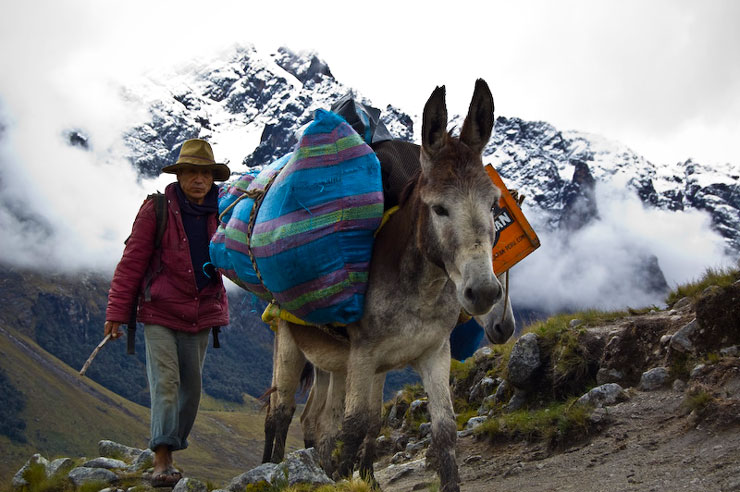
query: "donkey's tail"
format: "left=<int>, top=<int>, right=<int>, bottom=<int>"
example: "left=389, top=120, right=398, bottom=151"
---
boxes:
left=299, top=361, right=314, bottom=396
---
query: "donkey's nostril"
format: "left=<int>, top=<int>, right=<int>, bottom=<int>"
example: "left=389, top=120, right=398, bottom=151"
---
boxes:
left=465, top=288, right=476, bottom=302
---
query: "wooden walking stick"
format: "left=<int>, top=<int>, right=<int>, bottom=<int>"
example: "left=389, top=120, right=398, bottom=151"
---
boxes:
left=79, top=334, right=112, bottom=377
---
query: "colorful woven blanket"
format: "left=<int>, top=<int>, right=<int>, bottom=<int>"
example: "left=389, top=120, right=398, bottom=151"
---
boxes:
left=210, top=109, right=384, bottom=325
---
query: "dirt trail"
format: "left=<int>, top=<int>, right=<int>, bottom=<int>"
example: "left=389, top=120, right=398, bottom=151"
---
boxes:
left=376, top=387, right=740, bottom=491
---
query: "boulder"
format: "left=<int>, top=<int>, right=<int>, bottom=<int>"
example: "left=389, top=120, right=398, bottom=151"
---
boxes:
left=281, top=448, right=333, bottom=486
left=670, top=319, right=698, bottom=353
left=12, top=454, right=49, bottom=489
left=82, top=457, right=128, bottom=469
left=68, top=467, right=118, bottom=487
left=507, top=333, right=541, bottom=389
left=226, top=463, right=280, bottom=492
left=465, top=416, right=488, bottom=430
left=640, top=367, right=670, bottom=391
left=225, top=448, right=332, bottom=490
left=128, top=449, right=154, bottom=471
left=173, top=478, right=208, bottom=492
left=577, top=383, right=628, bottom=408
left=469, top=377, right=497, bottom=403
left=98, top=440, right=144, bottom=461
left=48, top=458, right=75, bottom=478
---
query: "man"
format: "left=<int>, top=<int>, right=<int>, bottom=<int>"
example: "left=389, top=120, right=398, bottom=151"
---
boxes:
left=104, top=139, right=230, bottom=487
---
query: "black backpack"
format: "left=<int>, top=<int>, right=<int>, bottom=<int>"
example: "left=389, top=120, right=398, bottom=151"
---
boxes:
left=125, top=193, right=220, bottom=354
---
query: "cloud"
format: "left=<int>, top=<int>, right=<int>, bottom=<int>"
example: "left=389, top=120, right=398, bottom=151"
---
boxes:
left=510, top=179, right=733, bottom=313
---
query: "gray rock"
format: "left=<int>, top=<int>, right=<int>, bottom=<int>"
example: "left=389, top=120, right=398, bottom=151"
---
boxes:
left=505, top=388, right=528, bottom=412
left=173, top=478, right=208, bottom=492
left=82, top=457, right=128, bottom=469
left=469, top=376, right=497, bottom=402
left=577, top=383, right=628, bottom=408
left=281, top=448, right=333, bottom=486
left=128, top=449, right=154, bottom=472
left=596, top=367, right=625, bottom=385
left=720, top=345, right=739, bottom=357
left=409, top=399, right=428, bottom=414
left=465, top=416, right=488, bottom=430
left=390, top=451, right=409, bottom=464
left=673, top=379, right=687, bottom=392
left=226, top=463, right=280, bottom=491
left=507, top=332, right=541, bottom=388
left=690, top=364, right=706, bottom=379
left=569, top=319, right=583, bottom=328
left=494, top=379, right=510, bottom=403
left=478, top=394, right=497, bottom=416
left=670, top=320, right=698, bottom=353
left=640, top=367, right=670, bottom=391
left=588, top=407, right=610, bottom=424
left=68, top=467, right=118, bottom=487
left=419, top=422, right=431, bottom=438
left=474, top=346, right=493, bottom=359
left=13, top=454, right=49, bottom=489
left=405, top=438, right=430, bottom=454
left=98, top=440, right=144, bottom=461
left=457, top=429, right=473, bottom=438
left=673, top=297, right=692, bottom=310
left=47, top=458, right=75, bottom=478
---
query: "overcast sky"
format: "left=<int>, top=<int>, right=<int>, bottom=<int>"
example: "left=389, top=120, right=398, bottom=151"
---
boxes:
left=0, top=0, right=736, bottom=312
left=2, top=0, right=738, bottom=166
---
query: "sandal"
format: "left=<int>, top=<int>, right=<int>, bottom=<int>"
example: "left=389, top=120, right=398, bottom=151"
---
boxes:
left=150, top=467, right=182, bottom=488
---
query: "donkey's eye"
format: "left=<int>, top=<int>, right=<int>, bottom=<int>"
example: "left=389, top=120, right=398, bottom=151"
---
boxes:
left=432, top=205, right=449, bottom=217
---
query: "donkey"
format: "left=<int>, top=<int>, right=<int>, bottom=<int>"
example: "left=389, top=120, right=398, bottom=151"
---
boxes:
left=263, top=280, right=515, bottom=467
left=298, top=295, right=514, bottom=468
left=268, top=79, right=501, bottom=492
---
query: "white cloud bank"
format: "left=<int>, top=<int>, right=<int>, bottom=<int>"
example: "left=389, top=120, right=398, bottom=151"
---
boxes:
left=510, top=180, right=734, bottom=313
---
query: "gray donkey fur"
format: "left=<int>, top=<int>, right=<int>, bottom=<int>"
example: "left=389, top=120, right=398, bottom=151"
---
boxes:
left=265, top=80, right=502, bottom=492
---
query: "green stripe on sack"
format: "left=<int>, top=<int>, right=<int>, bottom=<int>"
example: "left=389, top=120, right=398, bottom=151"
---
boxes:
left=224, top=227, right=249, bottom=245
left=251, top=203, right=384, bottom=247
left=280, top=272, right=369, bottom=312
left=293, top=135, right=365, bottom=161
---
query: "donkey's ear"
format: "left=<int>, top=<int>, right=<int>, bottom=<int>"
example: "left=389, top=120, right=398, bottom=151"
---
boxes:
left=460, top=79, right=494, bottom=154
left=422, top=85, right=448, bottom=158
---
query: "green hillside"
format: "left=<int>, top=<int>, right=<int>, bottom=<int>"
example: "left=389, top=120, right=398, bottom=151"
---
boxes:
left=0, top=325, right=303, bottom=488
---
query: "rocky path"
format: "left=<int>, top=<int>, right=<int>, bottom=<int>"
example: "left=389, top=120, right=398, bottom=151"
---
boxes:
left=376, top=387, right=740, bottom=491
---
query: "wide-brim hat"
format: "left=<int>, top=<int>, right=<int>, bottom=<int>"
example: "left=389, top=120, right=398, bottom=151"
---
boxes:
left=161, top=138, right=231, bottom=181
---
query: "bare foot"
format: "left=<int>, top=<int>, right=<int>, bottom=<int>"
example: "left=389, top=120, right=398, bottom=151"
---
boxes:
left=152, top=445, right=173, bottom=475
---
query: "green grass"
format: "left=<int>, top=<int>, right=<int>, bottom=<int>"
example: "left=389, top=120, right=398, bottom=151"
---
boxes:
left=275, top=477, right=376, bottom=491
left=683, top=387, right=714, bottom=414
left=474, top=399, right=592, bottom=446
left=450, top=358, right=475, bottom=382
left=666, top=265, right=740, bottom=307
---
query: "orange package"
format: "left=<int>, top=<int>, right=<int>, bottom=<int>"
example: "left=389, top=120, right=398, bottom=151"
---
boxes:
left=484, top=165, right=541, bottom=274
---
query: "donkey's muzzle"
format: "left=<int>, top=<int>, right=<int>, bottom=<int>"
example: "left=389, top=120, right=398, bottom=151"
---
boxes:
left=462, top=277, right=502, bottom=315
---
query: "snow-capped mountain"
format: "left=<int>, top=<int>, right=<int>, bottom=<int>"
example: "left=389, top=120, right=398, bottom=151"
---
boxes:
left=117, top=44, right=738, bottom=262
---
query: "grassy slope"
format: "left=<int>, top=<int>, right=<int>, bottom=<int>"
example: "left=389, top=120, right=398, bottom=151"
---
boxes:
left=0, top=326, right=303, bottom=488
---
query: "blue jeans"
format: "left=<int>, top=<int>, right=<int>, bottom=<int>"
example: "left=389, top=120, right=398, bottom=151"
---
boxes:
left=144, top=324, right=209, bottom=451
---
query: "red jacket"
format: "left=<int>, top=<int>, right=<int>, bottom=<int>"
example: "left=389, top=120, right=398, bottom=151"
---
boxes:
left=106, top=183, right=229, bottom=332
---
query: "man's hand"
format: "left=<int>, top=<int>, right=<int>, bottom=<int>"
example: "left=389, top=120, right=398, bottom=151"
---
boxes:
left=104, top=321, right=123, bottom=340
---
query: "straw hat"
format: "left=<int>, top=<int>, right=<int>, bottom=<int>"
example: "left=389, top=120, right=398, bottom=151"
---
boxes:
left=161, top=139, right=231, bottom=181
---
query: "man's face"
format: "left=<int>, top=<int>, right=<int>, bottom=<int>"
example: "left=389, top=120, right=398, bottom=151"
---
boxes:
left=177, top=166, right=214, bottom=204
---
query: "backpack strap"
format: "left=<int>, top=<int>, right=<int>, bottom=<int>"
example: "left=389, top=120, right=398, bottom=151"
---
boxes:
left=127, top=193, right=167, bottom=355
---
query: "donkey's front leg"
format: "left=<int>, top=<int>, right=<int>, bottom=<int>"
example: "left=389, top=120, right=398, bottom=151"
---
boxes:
left=357, top=372, right=386, bottom=488
left=414, top=340, right=460, bottom=492
left=336, top=349, right=375, bottom=480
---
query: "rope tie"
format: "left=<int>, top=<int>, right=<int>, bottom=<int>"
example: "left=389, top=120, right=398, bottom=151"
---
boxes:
left=218, top=172, right=284, bottom=303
